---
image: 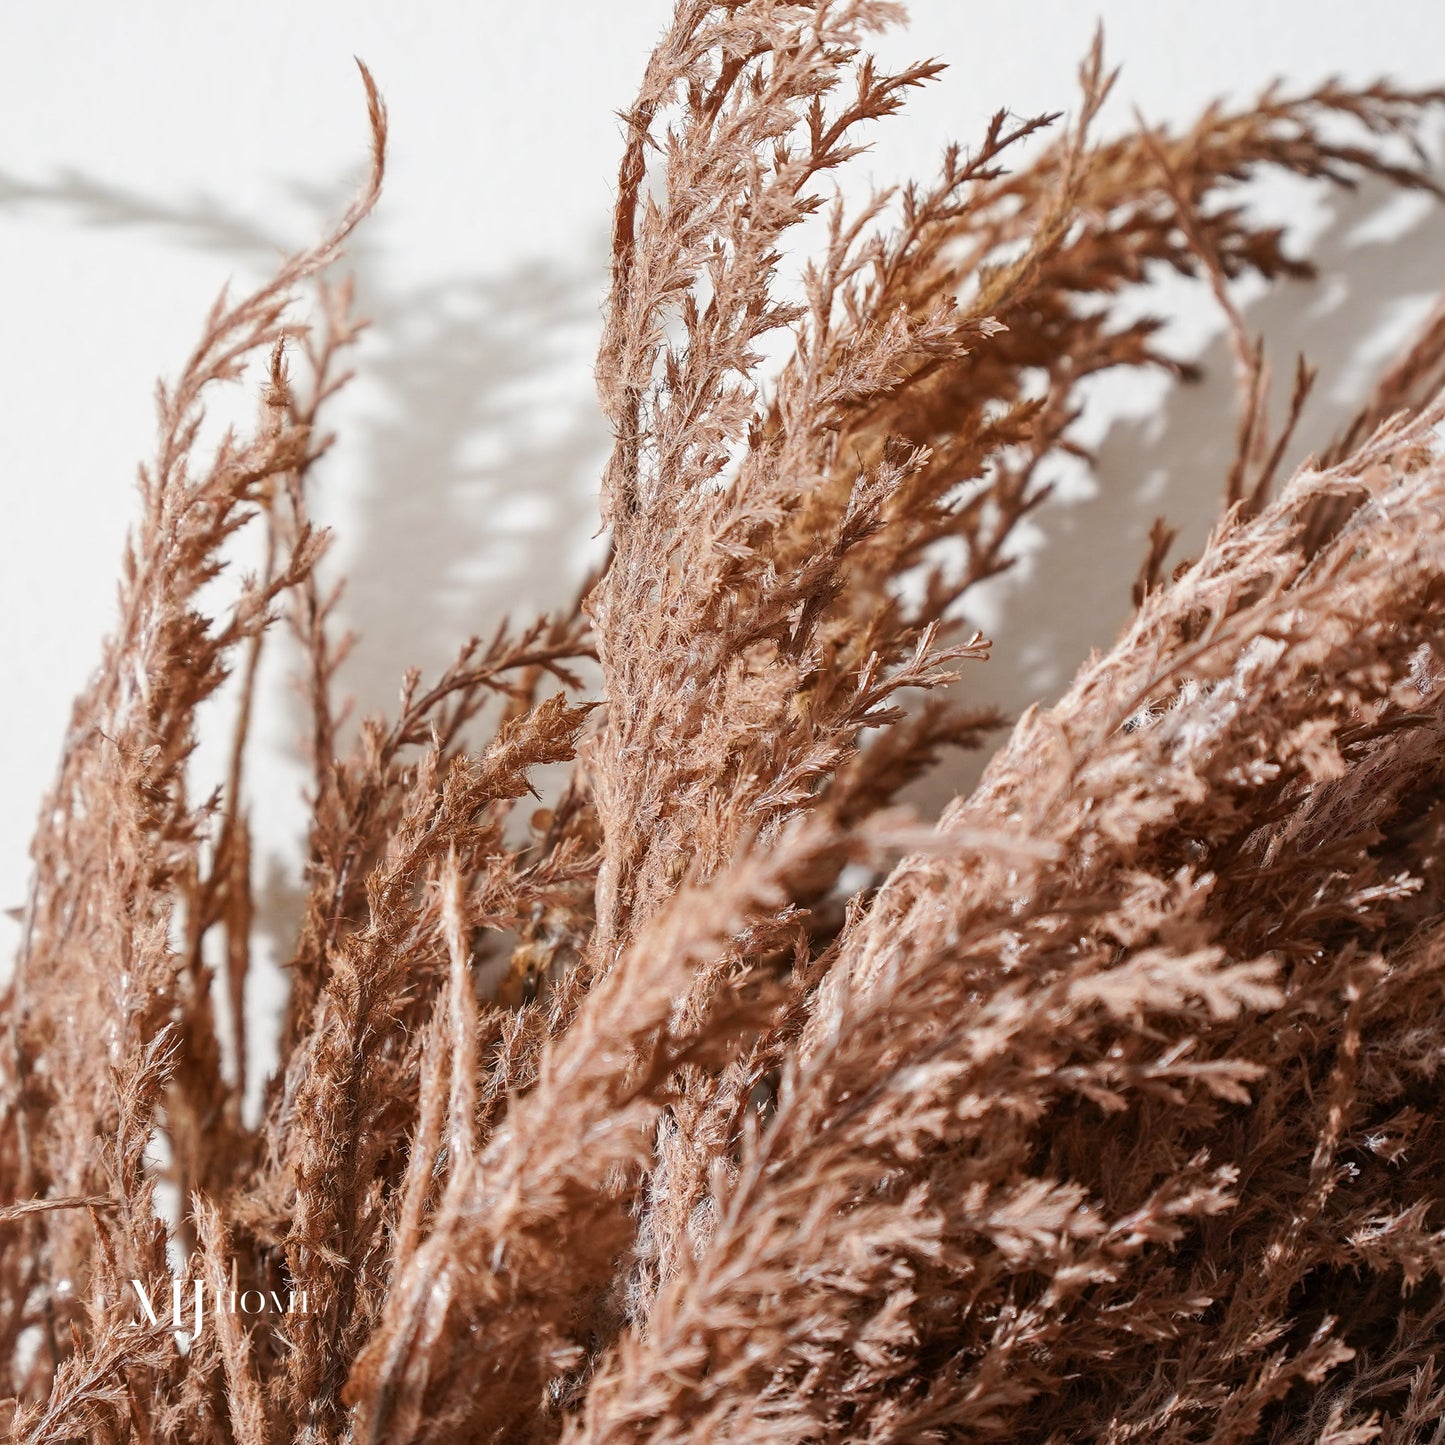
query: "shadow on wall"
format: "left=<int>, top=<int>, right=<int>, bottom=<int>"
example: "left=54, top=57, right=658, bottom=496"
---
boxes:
left=0, top=167, right=611, bottom=722
left=333, top=256, right=609, bottom=704
left=909, top=174, right=1445, bottom=816
left=5, top=165, right=1445, bottom=833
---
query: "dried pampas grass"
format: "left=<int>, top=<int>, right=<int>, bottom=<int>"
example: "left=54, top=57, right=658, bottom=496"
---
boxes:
left=7, top=3, right=1445, bottom=1441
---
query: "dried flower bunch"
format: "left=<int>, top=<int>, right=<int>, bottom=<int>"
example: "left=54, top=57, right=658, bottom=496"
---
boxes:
left=8, top=2, right=1445, bottom=1440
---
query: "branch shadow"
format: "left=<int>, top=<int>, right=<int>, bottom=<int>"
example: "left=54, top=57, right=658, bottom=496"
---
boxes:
left=0, top=168, right=611, bottom=713
left=332, top=249, right=609, bottom=708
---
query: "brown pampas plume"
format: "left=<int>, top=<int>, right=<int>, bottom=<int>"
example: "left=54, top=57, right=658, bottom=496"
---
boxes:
left=9, top=3, right=1445, bottom=1441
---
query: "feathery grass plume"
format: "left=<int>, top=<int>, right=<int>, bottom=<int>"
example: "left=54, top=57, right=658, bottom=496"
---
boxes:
left=7, top=2, right=1445, bottom=1441
left=1, top=64, right=386, bottom=1439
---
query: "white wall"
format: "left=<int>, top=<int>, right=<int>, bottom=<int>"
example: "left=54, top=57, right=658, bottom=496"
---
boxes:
left=4, top=0, right=1445, bottom=983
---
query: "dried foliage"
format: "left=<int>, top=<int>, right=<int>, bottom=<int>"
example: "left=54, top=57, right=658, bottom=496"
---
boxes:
left=8, top=5, right=1445, bottom=1441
